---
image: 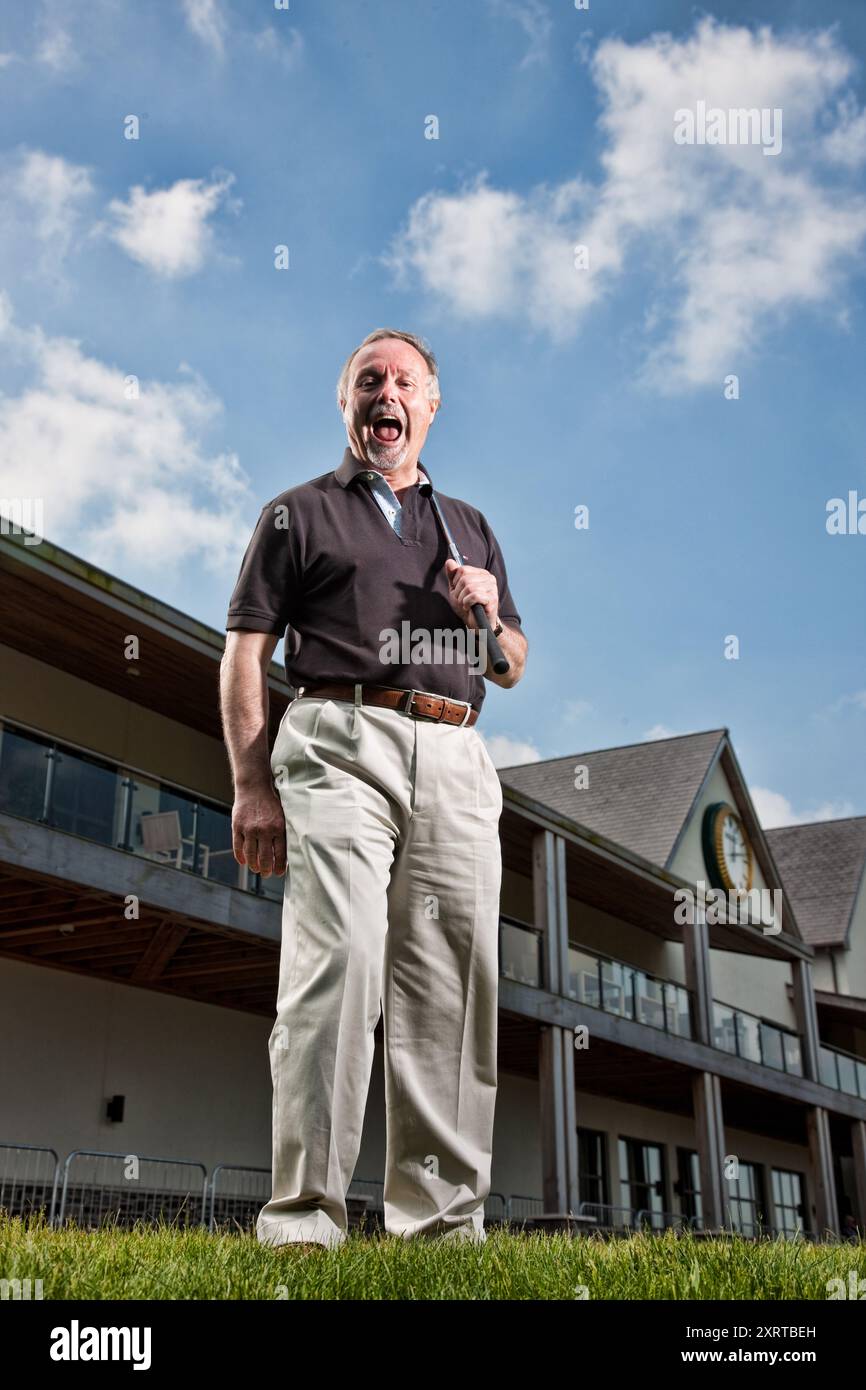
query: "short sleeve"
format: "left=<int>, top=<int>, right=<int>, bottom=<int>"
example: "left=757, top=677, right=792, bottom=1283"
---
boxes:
left=479, top=513, right=522, bottom=629
left=226, top=499, right=297, bottom=635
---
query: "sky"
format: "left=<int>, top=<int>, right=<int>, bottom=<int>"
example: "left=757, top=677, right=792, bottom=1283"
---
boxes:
left=0, top=0, right=864, bottom=828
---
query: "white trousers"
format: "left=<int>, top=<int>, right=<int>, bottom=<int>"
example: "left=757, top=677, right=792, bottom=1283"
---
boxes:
left=256, top=692, right=504, bottom=1249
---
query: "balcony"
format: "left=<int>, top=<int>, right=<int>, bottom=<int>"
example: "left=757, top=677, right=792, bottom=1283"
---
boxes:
left=568, top=943, right=693, bottom=1038
left=498, top=920, right=693, bottom=1040
left=499, top=922, right=853, bottom=1089
left=819, top=1043, right=866, bottom=1101
left=0, top=718, right=282, bottom=902
left=712, top=999, right=803, bottom=1077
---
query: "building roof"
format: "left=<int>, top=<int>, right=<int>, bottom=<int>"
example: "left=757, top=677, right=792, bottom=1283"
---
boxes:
left=765, top=817, right=866, bottom=949
left=0, top=526, right=292, bottom=742
left=498, top=729, right=727, bottom=869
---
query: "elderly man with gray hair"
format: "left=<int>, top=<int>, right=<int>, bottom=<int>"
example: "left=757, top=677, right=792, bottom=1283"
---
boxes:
left=220, top=328, right=527, bottom=1250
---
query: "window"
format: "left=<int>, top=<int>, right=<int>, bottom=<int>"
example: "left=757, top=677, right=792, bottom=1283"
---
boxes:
left=676, top=1148, right=703, bottom=1226
left=772, top=1169, right=806, bottom=1237
left=725, top=1161, right=766, bottom=1236
left=577, top=1128, right=608, bottom=1212
left=619, top=1137, right=666, bottom=1229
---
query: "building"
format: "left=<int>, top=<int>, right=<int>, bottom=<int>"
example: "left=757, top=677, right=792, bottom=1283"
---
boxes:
left=1, top=526, right=865, bottom=1237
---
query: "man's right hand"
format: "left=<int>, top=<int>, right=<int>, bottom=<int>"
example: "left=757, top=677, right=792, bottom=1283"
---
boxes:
left=231, top=783, right=287, bottom=878
left=220, top=630, right=287, bottom=878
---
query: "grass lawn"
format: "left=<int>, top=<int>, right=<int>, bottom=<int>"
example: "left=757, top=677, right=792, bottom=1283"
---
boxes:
left=1, top=1213, right=863, bottom=1300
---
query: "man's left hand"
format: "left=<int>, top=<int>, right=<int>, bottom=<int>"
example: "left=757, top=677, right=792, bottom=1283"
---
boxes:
left=444, top=557, right=499, bottom=631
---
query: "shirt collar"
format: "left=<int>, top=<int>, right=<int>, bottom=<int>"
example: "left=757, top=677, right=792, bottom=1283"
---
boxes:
left=335, top=446, right=432, bottom=494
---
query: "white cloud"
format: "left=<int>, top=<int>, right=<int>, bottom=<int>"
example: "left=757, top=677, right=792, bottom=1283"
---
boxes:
left=182, top=0, right=227, bottom=58
left=752, top=786, right=857, bottom=829
left=487, top=0, right=552, bottom=70
left=8, top=148, right=93, bottom=245
left=0, top=149, right=94, bottom=284
left=563, top=699, right=593, bottom=721
left=0, top=151, right=236, bottom=288
left=0, top=295, right=254, bottom=575
left=104, top=174, right=236, bottom=279
left=822, top=96, right=866, bottom=168
left=181, top=0, right=306, bottom=70
left=642, top=724, right=683, bottom=741
left=824, top=689, right=866, bottom=715
left=481, top=732, right=542, bottom=767
left=387, top=175, right=594, bottom=337
left=252, top=25, right=304, bottom=70
left=35, top=27, right=78, bottom=72
left=386, top=19, right=866, bottom=389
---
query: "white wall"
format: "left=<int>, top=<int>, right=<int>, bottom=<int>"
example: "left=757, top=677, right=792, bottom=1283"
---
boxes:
left=0, top=957, right=537, bottom=1199
left=0, top=955, right=542, bottom=1195
left=0, top=957, right=273, bottom=1172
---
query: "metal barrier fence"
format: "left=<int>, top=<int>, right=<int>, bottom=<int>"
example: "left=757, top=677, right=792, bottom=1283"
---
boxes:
left=57, top=1151, right=209, bottom=1230
left=0, top=1144, right=60, bottom=1222
left=207, top=1164, right=271, bottom=1233
left=578, top=1200, right=699, bottom=1233
left=506, top=1194, right=545, bottom=1221
left=0, top=1141, right=829, bottom=1241
left=347, top=1177, right=384, bottom=1215
left=485, top=1191, right=508, bottom=1223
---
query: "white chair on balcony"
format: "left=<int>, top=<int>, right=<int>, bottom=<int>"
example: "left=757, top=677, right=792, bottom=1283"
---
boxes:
left=139, top=811, right=196, bottom=870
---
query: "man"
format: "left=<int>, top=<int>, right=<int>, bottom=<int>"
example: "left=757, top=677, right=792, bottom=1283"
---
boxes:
left=220, top=328, right=527, bottom=1251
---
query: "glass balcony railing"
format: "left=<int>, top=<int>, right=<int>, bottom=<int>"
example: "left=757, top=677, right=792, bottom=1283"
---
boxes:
left=498, top=924, right=694, bottom=1040
left=0, top=719, right=283, bottom=902
left=819, top=1044, right=866, bottom=1100
left=567, top=942, right=693, bottom=1039
left=499, top=916, right=543, bottom=988
left=712, top=999, right=803, bottom=1076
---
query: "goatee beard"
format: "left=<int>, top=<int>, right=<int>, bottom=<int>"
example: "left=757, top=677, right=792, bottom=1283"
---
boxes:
left=366, top=441, right=409, bottom=471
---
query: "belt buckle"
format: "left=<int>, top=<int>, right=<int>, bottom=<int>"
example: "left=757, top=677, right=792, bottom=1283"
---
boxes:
left=403, top=689, right=444, bottom=722
left=402, top=688, right=472, bottom=727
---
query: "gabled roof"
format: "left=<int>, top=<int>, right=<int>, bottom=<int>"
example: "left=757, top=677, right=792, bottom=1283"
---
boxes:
left=765, top=817, right=866, bottom=949
left=498, top=729, right=727, bottom=869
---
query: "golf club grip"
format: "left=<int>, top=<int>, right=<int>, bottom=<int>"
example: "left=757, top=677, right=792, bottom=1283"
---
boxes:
left=473, top=603, right=510, bottom=675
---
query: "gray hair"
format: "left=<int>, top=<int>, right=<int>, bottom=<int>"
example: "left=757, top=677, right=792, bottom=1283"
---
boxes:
left=336, top=327, right=441, bottom=409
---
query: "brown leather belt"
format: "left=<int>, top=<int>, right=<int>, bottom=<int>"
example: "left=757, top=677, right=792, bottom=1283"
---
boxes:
left=298, top=682, right=478, bottom=728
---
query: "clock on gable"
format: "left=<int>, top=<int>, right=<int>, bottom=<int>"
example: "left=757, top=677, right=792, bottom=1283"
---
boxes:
left=701, top=802, right=754, bottom=892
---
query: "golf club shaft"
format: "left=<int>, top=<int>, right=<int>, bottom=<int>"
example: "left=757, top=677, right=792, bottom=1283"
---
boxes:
left=427, top=491, right=510, bottom=676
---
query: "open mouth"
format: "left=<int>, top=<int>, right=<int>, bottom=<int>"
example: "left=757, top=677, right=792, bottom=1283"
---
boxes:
left=370, top=415, right=403, bottom=444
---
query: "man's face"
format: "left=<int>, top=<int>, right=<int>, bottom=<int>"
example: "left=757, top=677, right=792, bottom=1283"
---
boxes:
left=341, top=338, right=439, bottom=472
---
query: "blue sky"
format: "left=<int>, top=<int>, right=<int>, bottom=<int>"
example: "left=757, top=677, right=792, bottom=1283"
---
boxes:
left=0, top=0, right=864, bottom=826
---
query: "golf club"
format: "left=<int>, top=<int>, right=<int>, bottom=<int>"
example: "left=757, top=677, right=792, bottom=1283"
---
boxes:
left=426, top=488, right=510, bottom=676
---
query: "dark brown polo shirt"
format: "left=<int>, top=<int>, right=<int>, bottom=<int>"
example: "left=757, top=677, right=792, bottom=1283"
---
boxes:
left=225, top=447, right=523, bottom=716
